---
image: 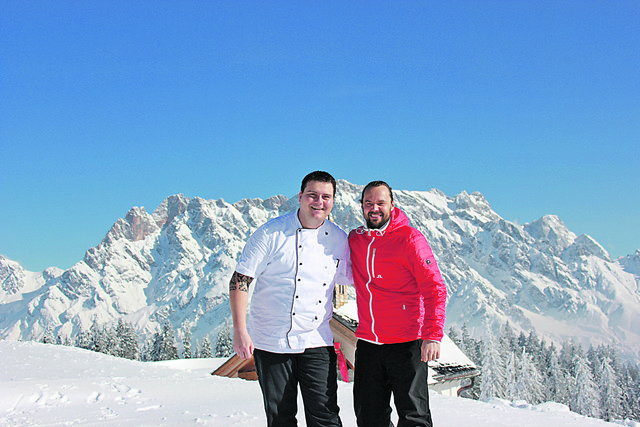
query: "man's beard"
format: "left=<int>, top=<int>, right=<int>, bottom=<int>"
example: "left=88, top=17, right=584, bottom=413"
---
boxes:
left=366, top=214, right=388, bottom=229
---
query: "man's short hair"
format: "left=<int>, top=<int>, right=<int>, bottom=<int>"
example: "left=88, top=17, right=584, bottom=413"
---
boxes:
left=360, top=180, right=394, bottom=204
left=301, top=171, right=337, bottom=197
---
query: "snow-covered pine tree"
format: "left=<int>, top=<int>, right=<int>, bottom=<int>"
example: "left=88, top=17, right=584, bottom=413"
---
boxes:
left=57, top=333, right=72, bottom=346
left=178, top=320, right=193, bottom=359
left=193, top=339, right=200, bottom=359
left=458, top=323, right=481, bottom=399
left=200, top=336, right=213, bottom=358
left=480, top=326, right=505, bottom=401
left=40, top=325, right=56, bottom=344
left=525, top=330, right=542, bottom=358
left=571, top=354, right=600, bottom=418
left=516, top=331, right=527, bottom=354
left=504, top=351, right=519, bottom=402
left=447, top=325, right=460, bottom=345
left=115, top=319, right=139, bottom=360
left=106, top=325, right=120, bottom=357
left=140, top=336, right=154, bottom=361
left=540, top=341, right=558, bottom=376
left=588, top=344, right=616, bottom=384
left=599, top=357, right=623, bottom=422
left=621, top=362, right=640, bottom=421
left=150, top=321, right=179, bottom=361
left=459, top=323, right=481, bottom=363
left=148, top=331, right=162, bottom=361
left=546, top=349, right=571, bottom=405
left=149, top=331, right=163, bottom=361
left=515, top=349, right=544, bottom=404
left=163, top=321, right=179, bottom=360
left=215, top=322, right=233, bottom=357
left=181, top=322, right=192, bottom=359
left=559, top=338, right=583, bottom=376
left=500, top=322, right=517, bottom=353
left=90, top=323, right=109, bottom=354
left=529, top=333, right=548, bottom=381
left=76, top=325, right=92, bottom=350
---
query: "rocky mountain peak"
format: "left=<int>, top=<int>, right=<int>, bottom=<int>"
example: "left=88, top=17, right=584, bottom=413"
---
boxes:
left=564, top=234, right=611, bottom=262
left=152, top=194, right=190, bottom=228
left=0, top=255, right=25, bottom=296
left=103, top=207, right=159, bottom=244
left=618, top=249, right=640, bottom=285
left=524, top=215, right=576, bottom=251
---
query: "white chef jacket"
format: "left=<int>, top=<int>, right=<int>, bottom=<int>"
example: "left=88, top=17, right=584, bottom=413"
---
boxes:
left=235, top=210, right=351, bottom=353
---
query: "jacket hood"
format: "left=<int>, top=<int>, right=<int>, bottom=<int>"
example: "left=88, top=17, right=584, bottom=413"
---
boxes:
left=387, top=207, right=410, bottom=233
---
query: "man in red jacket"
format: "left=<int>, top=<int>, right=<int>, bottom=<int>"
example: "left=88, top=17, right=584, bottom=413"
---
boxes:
left=348, top=181, right=447, bottom=427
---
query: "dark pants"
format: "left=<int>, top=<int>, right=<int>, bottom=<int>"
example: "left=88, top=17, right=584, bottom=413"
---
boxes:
left=253, top=347, right=342, bottom=427
left=353, top=340, right=432, bottom=427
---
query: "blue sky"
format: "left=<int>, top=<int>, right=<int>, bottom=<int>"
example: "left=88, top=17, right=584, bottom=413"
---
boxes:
left=1, top=1, right=638, bottom=271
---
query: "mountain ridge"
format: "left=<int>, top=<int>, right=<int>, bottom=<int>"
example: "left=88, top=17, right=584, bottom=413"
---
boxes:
left=1, top=179, right=639, bottom=360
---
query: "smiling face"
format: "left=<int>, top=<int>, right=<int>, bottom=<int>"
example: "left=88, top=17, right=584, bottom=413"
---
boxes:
left=298, top=180, right=335, bottom=229
left=362, top=184, right=394, bottom=229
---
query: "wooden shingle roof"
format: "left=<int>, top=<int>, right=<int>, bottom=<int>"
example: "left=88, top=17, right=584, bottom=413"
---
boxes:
left=211, top=354, right=257, bottom=381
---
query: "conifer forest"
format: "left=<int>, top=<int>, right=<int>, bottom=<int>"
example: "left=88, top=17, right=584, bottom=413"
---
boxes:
left=448, top=323, right=640, bottom=423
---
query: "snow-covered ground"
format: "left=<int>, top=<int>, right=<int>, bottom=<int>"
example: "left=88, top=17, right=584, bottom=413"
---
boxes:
left=1, top=341, right=637, bottom=426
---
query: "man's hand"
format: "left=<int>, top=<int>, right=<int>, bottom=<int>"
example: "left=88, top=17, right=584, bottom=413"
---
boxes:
left=421, top=340, right=440, bottom=362
left=233, top=327, right=254, bottom=359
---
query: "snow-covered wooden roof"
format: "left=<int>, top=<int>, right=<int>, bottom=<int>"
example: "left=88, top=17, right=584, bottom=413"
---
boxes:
left=333, top=301, right=479, bottom=385
left=211, top=354, right=257, bottom=380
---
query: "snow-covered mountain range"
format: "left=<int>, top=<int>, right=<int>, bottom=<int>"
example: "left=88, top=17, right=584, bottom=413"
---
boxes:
left=1, top=180, right=639, bottom=360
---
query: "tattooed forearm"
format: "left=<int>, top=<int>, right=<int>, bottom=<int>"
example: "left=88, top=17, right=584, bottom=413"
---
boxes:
left=229, top=271, right=253, bottom=293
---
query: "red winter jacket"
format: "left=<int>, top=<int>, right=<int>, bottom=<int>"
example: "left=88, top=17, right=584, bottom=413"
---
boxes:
left=348, top=208, right=447, bottom=344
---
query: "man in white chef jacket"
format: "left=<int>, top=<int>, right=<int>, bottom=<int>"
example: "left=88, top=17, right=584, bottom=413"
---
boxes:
left=229, top=170, right=351, bottom=427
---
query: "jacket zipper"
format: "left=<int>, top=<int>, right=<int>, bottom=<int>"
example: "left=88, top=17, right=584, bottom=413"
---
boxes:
left=365, top=238, right=379, bottom=342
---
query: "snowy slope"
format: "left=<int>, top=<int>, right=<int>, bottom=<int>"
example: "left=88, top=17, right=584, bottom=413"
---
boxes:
left=1, top=341, right=635, bottom=427
left=1, top=180, right=639, bottom=360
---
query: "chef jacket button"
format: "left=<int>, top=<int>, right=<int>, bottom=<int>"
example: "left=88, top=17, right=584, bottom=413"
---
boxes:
left=315, top=316, right=318, bottom=320
left=323, top=283, right=327, bottom=286
left=296, top=295, right=299, bottom=298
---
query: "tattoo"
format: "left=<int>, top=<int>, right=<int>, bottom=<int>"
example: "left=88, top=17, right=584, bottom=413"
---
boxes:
left=229, top=271, right=253, bottom=293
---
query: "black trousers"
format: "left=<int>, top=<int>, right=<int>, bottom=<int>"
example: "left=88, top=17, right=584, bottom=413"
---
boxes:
left=353, top=340, right=432, bottom=427
left=253, top=347, right=342, bottom=427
